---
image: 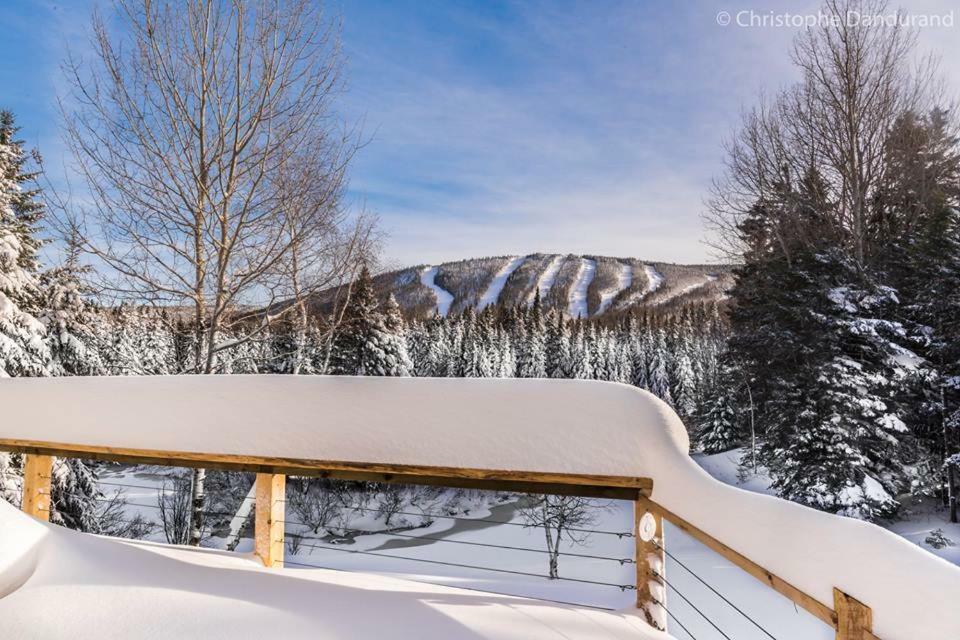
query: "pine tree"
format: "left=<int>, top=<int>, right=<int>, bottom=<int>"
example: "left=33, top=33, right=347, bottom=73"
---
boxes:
left=328, top=268, right=411, bottom=377
left=0, top=111, right=99, bottom=530
left=379, top=294, right=413, bottom=376
left=697, top=385, right=740, bottom=454
left=523, top=292, right=547, bottom=378
left=544, top=310, right=570, bottom=378
left=0, top=110, right=49, bottom=378
left=40, top=236, right=105, bottom=377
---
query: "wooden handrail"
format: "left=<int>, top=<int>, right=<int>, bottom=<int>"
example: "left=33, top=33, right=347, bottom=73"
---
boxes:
left=638, top=497, right=879, bottom=639
left=0, top=437, right=652, bottom=500
left=637, top=496, right=837, bottom=626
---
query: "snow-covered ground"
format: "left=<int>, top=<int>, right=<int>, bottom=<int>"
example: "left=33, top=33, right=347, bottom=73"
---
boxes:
left=528, top=254, right=564, bottom=305
left=91, top=452, right=960, bottom=640
left=567, top=258, right=596, bottom=318
left=1, top=498, right=662, bottom=640
left=695, top=447, right=960, bottom=568
left=5, top=376, right=960, bottom=640
left=420, top=266, right=455, bottom=316
left=93, top=464, right=828, bottom=639
left=478, top=256, right=526, bottom=310
left=597, top=262, right=633, bottom=315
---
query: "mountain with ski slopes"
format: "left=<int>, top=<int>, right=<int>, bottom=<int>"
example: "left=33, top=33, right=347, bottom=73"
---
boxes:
left=311, top=254, right=733, bottom=319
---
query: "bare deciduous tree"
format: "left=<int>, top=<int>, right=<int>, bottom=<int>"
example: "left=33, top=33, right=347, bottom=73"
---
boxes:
left=288, top=478, right=343, bottom=535
left=706, top=0, right=939, bottom=264
left=56, top=0, right=375, bottom=545
left=520, top=495, right=604, bottom=579
left=157, top=473, right=193, bottom=545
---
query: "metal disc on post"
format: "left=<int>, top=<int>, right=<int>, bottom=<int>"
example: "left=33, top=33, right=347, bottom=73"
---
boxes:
left=638, top=511, right=658, bottom=542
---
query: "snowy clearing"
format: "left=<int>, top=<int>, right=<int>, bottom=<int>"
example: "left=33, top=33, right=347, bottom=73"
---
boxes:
left=597, top=261, right=633, bottom=315
left=419, top=266, right=455, bottom=317
left=567, top=258, right=596, bottom=318
left=528, top=254, right=564, bottom=305
left=478, top=256, right=526, bottom=310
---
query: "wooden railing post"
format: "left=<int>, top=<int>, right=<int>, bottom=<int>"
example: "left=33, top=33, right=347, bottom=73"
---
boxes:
left=21, top=454, right=54, bottom=521
left=635, top=501, right=667, bottom=631
left=254, top=473, right=285, bottom=568
left=834, top=588, right=873, bottom=640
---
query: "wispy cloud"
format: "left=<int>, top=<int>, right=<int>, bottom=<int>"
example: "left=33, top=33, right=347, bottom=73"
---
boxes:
left=5, top=0, right=960, bottom=267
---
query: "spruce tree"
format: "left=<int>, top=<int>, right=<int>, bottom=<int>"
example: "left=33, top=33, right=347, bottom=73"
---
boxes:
left=0, top=110, right=49, bottom=377
left=697, top=384, right=740, bottom=454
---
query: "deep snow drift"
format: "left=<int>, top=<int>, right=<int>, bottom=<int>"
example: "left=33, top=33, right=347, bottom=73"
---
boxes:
left=0, top=500, right=663, bottom=639
left=1, top=375, right=959, bottom=639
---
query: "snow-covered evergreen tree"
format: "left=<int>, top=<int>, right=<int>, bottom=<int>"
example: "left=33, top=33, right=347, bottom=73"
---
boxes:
left=328, top=268, right=411, bottom=376
left=0, top=110, right=49, bottom=378
left=544, top=310, right=570, bottom=379
left=40, top=236, right=105, bottom=377
left=697, top=384, right=740, bottom=454
left=516, top=292, right=546, bottom=378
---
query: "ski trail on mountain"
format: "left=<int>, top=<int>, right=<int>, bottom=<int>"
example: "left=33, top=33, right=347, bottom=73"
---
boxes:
left=652, top=274, right=717, bottom=306
left=643, top=264, right=664, bottom=294
left=597, top=262, right=633, bottom=314
left=528, top=254, right=564, bottom=305
left=478, top=256, right=526, bottom=310
left=420, top=266, right=455, bottom=317
left=567, top=257, right=596, bottom=318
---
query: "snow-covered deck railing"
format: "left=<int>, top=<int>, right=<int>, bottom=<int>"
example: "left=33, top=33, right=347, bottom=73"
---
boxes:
left=2, top=375, right=959, bottom=640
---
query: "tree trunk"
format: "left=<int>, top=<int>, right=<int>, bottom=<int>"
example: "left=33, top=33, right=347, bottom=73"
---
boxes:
left=188, top=467, right=206, bottom=546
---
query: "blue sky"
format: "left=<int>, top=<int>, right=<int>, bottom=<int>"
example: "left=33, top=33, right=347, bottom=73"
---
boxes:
left=3, top=1, right=959, bottom=267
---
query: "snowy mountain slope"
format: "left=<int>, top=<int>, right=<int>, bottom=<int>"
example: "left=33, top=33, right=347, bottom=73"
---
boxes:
left=419, top=266, right=455, bottom=317
left=589, top=258, right=633, bottom=316
left=529, top=254, right=564, bottom=304
left=567, top=257, right=596, bottom=318
left=307, top=254, right=733, bottom=319
left=478, top=256, right=527, bottom=310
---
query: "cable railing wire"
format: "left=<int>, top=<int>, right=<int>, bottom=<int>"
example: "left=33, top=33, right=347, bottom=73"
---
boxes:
left=24, top=486, right=635, bottom=577
left=655, top=540, right=779, bottom=640
left=653, top=570, right=732, bottom=640
left=280, top=502, right=634, bottom=538
left=290, top=538, right=637, bottom=591
left=39, top=509, right=637, bottom=594
left=654, top=597, right=699, bottom=640
left=284, top=527, right=634, bottom=564
left=282, top=558, right=619, bottom=611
